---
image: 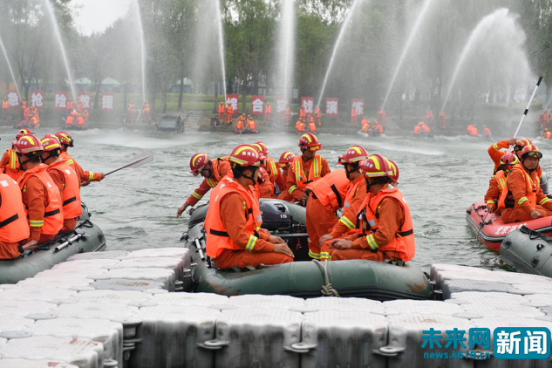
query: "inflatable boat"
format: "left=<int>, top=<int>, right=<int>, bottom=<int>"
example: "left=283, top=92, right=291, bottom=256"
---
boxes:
left=466, top=201, right=552, bottom=252
left=501, top=226, right=552, bottom=278
left=157, top=115, right=184, bottom=133
left=0, top=203, right=106, bottom=284
left=182, top=199, right=433, bottom=300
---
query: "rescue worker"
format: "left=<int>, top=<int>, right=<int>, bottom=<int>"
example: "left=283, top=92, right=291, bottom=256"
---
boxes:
left=502, top=145, right=552, bottom=223
left=23, top=106, right=32, bottom=124
left=226, top=103, right=234, bottom=125
left=544, top=128, right=552, bottom=140
left=378, top=109, right=386, bottom=126
left=40, top=136, right=81, bottom=232
left=245, top=115, right=257, bottom=133
left=66, top=110, right=78, bottom=127
left=76, top=101, right=84, bottom=113
left=548, top=110, right=552, bottom=130
left=218, top=102, right=225, bottom=122
left=360, top=119, right=371, bottom=133
left=295, top=118, right=306, bottom=134
left=308, top=145, right=369, bottom=260
left=426, top=108, right=433, bottom=125
left=0, top=171, right=30, bottom=259
left=413, top=122, right=430, bottom=136
left=439, top=111, right=447, bottom=129
left=539, top=111, right=547, bottom=131
left=20, top=99, right=27, bottom=114
left=372, top=121, right=384, bottom=136
left=66, top=99, right=74, bottom=115
left=0, top=128, right=32, bottom=181
left=204, top=144, right=294, bottom=269
left=328, top=155, right=415, bottom=263
left=350, top=107, right=358, bottom=126
left=286, top=133, right=331, bottom=204
left=482, top=125, right=492, bottom=139
left=484, top=153, right=518, bottom=214
left=285, top=106, right=291, bottom=125
left=264, top=102, right=272, bottom=122
left=15, top=134, right=63, bottom=249
left=80, top=110, right=89, bottom=126
left=2, top=97, right=8, bottom=117
left=128, top=102, right=136, bottom=121
left=307, top=116, right=317, bottom=133
left=143, top=102, right=151, bottom=122
left=252, top=142, right=279, bottom=192
left=251, top=145, right=274, bottom=199
left=55, top=131, right=104, bottom=186
left=276, top=151, right=296, bottom=201
left=488, top=138, right=532, bottom=173
left=466, top=124, right=478, bottom=136
left=314, top=106, right=322, bottom=126
left=235, top=114, right=245, bottom=133
left=176, top=153, right=232, bottom=218
left=299, top=106, right=306, bottom=121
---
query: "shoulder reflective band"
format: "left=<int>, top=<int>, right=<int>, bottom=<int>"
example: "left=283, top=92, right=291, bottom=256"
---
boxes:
left=63, top=197, right=77, bottom=206
left=209, top=229, right=229, bottom=237
left=0, top=214, right=18, bottom=228
left=44, top=208, right=61, bottom=217
left=398, top=229, right=413, bottom=237
left=330, top=184, right=342, bottom=208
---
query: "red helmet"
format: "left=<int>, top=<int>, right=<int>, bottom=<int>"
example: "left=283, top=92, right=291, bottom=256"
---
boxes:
left=41, top=137, right=62, bottom=152
left=16, top=128, right=32, bottom=140
left=500, top=152, right=519, bottom=166
left=360, top=154, right=393, bottom=179
left=519, top=144, right=542, bottom=160
left=42, top=133, right=60, bottom=142
left=189, top=153, right=210, bottom=174
left=55, top=131, right=74, bottom=147
left=515, top=138, right=533, bottom=152
left=387, top=159, right=399, bottom=184
left=15, top=134, right=43, bottom=154
left=278, top=151, right=295, bottom=167
left=253, top=141, right=269, bottom=156
left=229, top=144, right=263, bottom=167
left=298, top=133, right=321, bottom=151
left=338, top=145, right=368, bottom=165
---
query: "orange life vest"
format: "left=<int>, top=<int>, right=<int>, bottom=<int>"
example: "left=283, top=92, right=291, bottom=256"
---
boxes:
left=218, top=104, right=225, bottom=113
left=18, top=164, right=63, bottom=236
left=296, top=121, right=305, bottom=132
left=373, top=123, right=383, bottom=133
left=265, top=157, right=279, bottom=182
left=545, top=131, right=552, bottom=139
left=3, top=148, right=21, bottom=181
left=299, top=108, right=306, bottom=118
left=509, top=163, right=540, bottom=208
left=266, top=105, right=272, bottom=113
left=308, top=122, right=317, bottom=132
left=356, top=185, right=415, bottom=262
left=414, top=125, right=421, bottom=135
left=47, top=160, right=82, bottom=219
left=493, top=170, right=515, bottom=211
left=309, top=169, right=349, bottom=211
left=290, top=155, right=322, bottom=192
left=0, top=174, right=30, bottom=244
left=205, top=157, right=230, bottom=189
left=337, top=175, right=366, bottom=230
left=2, top=101, right=8, bottom=109
left=351, top=109, right=357, bottom=117
left=67, top=101, right=74, bottom=110
left=205, top=176, right=263, bottom=259
left=247, top=119, right=256, bottom=130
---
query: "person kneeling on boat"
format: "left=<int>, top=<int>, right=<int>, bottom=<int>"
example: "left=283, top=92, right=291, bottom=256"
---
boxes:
left=245, top=115, right=257, bottom=133
left=176, top=153, right=232, bottom=218
left=307, top=145, right=368, bottom=260
left=205, top=144, right=294, bottom=269
left=484, top=153, right=518, bottom=215
left=15, top=134, right=63, bottom=251
left=0, top=172, right=30, bottom=259
left=40, top=136, right=82, bottom=232
left=327, top=154, right=415, bottom=263
left=502, top=144, right=552, bottom=223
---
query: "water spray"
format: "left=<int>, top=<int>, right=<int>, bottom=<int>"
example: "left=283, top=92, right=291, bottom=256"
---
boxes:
left=0, top=35, right=21, bottom=100
left=215, top=0, right=227, bottom=104
left=132, top=0, right=147, bottom=104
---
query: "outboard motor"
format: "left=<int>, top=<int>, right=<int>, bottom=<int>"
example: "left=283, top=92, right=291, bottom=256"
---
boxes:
left=260, top=200, right=292, bottom=232
left=541, top=171, right=549, bottom=196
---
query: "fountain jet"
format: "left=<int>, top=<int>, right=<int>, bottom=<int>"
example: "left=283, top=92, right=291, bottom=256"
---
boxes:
left=215, top=0, right=227, bottom=103
left=132, top=0, right=147, bottom=104
left=274, top=0, right=296, bottom=103
left=0, top=35, right=20, bottom=99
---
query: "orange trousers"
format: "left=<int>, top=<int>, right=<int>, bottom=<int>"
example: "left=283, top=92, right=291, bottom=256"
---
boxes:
left=0, top=241, right=21, bottom=259
left=501, top=205, right=552, bottom=224
left=213, top=248, right=293, bottom=270
left=306, top=197, right=338, bottom=259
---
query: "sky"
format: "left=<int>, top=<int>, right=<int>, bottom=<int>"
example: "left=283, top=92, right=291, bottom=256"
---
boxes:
left=72, top=0, right=132, bottom=35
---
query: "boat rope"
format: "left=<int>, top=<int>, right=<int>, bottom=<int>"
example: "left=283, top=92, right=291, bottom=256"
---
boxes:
left=313, top=260, right=340, bottom=297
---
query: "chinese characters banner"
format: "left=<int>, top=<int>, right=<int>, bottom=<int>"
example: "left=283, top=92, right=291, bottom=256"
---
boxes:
left=101, top=93, right=114, bottom=111
left=54, top=91, right=68, bottom=110
left=78, top=92, right=92, bottom=109
left=7, top=90, right=19, bottom=108
left=30, top=90, right=44, bottom=109
left=275, top=97, right=286, bottom=114
left=301, top=97, right=314, bottom=114
left=325, top=98, right=339, bottom=118
left=251, top=95, right=264, bottom=116
left=226, top=94, right=239, bottom=113
left=351, top=99, right=365, bottom=116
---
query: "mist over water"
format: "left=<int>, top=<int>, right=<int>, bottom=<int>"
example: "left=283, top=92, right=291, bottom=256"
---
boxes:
left=0, top=35, right=20, bottom=99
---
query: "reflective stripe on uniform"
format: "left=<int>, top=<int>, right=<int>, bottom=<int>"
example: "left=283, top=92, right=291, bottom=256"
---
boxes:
left=288, top=185, right=298, bottom=194
left=366, top=233, right=379, bottom=251
left=308, top=249, right=320, bottom=259
left=30, top=220, right=44, bottom=227
left=206, top=178, right=217, bottom=188
left=246, top=235, right=257, bottom=251
left=9, top=151, right=17, bottom=169
left=66, top=159, right=74, bottom=165
left=486, top=200, right=495, bottom=205
left=320, top=251, right=331, bottom=260
left=88, top=172, right=94, bottom=181
left=493, top=143, right=499, bottom=150
left=192, top=191, right=203, bottom=200
left=339, top=216, right=355, bottom=230
left=518, top=197, right=528, bottom=206
left=539, top=197, right=551, bottom=205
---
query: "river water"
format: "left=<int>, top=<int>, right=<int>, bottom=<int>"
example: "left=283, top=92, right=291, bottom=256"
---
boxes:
left=3, top=127, right=551, bottom=272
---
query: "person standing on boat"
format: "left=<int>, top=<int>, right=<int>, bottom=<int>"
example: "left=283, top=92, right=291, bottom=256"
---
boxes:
left=176, top=153, right=232, bottom=218
left=40, top=136, right=82, bottom=232
left=488, top=138, right=533, bottom=173
left=327, top=155, right=415, bottom=263
left=15, top=134, right=63, bottom=251
left=55, top=132, right=104, bottom=187
left=0, top=172, right=30, bottom=259
left=276, top=151, right=296, bottom=201
left=205, top=144, right=294, bottom=269
left=484, top=153, right=518, bottom=214
left=502, top=145, right=552, bottom=223
left=286, top=133, right=331, bottom=205
left=307, top=145, right=368, bottom=261
left=0, top=128, right=32, bottom=181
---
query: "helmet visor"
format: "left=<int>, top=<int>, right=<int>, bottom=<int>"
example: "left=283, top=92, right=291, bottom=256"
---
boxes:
left=526, top=151, right=543, bottom=159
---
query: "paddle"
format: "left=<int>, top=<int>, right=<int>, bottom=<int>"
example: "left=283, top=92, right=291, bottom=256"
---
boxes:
left=103, top=151, right=154, bottom=177
left=507, top=76, right=543, bottom=153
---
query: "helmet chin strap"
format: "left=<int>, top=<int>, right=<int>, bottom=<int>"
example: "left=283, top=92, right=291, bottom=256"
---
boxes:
left=17, top=152, right=41, bottom=167
left=243, top=167, right=258, bottom=183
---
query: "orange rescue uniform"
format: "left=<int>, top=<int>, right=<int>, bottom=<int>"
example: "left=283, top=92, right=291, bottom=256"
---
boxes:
left=47, top=160, right=82, bottom=232
left=59, top=151, right=103, bottom=186
left=186, top=158, right=232, bottom=207
left=286, top=155, right=331, bottom=202
left=0, top=174, right=30, bottom=259
left=0, top=148, right=21, bottom=181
